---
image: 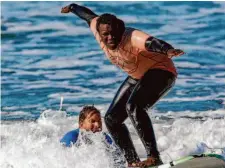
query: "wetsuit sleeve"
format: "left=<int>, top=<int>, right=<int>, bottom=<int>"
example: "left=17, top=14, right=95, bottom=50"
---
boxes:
left=69, top=4, right=104, bottom=50
left=69, top=4, right=103, bottom=48
left=69, top=4, right=98, bottom=26
left=131, top=30, right=174, bottom=55
left=60, top=129, right=79, bottom=147
left=104, top=132, right=113, bottom=145
left=145, top=36, right=174, bottom=54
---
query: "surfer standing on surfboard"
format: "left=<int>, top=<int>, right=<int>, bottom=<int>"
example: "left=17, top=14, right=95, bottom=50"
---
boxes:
left=61, top=3, right=184, bottom=167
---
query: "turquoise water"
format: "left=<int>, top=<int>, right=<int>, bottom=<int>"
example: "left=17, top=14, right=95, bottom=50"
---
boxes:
left=1, top=2, right=225, bottom=168
left=2, top=1, right=224, bottom=120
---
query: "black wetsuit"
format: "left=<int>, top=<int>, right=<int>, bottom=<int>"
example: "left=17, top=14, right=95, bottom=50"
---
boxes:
left=68, top=4, right=176, bottom=164
left=105, top=69, right=175, bottom=163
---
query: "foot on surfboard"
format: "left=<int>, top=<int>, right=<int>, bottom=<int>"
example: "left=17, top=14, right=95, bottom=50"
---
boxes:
left=128, top=156, right=163, bottom=167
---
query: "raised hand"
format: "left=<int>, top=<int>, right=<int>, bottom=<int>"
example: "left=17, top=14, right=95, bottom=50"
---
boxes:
left=61, top=4, right=77, bottom=13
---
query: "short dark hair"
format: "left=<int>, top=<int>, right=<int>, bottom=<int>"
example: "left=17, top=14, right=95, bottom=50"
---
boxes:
left=79, top=105, right=100, bottom=124
left=96, top=13, right=125, bottom=33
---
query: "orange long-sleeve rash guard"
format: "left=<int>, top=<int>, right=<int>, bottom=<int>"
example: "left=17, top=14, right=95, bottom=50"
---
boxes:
left=90, top=17, right=177, bottom=80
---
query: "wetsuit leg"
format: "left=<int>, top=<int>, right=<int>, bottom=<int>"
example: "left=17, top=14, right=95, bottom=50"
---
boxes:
left=126, top=69, right=176, bottom=158
left=104, top=76, right=140, bottom=164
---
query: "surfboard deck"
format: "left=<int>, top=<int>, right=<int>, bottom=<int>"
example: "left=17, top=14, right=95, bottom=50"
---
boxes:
left=128, top=154, right=225, bottom=168
left=169, top=157, right=225, bottom=168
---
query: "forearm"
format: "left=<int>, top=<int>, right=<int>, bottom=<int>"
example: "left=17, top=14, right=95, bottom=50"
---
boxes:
left=145, top=37, right=174, bottom=55
left=69, top=4, right=98, bottom=25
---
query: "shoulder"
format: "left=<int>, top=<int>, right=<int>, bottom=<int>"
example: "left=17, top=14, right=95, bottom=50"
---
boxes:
left=125, top=27, right=136, bottom=34
left=122, top=27, right=136, bottom=40
left=118, top=27, right=135, bottom=49
left=121, top=27, right=147, bottom=45
left=124, top=27, right=149, bottom=38
left=125, top=27, right=150, bottom=50
left=129, top=28, right=150, bottom=41
left=60, top=129, right=80, bottom=147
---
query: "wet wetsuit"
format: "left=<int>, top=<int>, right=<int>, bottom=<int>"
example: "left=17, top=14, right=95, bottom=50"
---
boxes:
left=104, top=70, right=175, bottom=163
left=69, top=4, right=176, bottom=164
left=60, top=128, right=113, bottom=147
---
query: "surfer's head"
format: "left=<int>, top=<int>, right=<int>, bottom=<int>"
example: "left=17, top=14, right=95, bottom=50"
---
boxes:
left=96, top=13, right=125, bottom=50
left=79, top=105, right=102, bottom=133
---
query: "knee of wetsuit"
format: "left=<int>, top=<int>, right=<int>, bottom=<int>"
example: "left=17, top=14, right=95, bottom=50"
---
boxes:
left=126, top=101, right=147, bottom=120
left=126, top=101, right=131, bottom=113
left=126, top=101, right=137, bottom=115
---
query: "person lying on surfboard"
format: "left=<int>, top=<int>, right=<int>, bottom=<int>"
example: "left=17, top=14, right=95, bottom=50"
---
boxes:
left=60, top=105, right=112, bottom=147
left=61, top=3, right=185, bottom=167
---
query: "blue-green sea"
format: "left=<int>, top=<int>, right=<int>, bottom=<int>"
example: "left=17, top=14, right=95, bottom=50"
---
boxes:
left=1, top=2, right=225, bottom=168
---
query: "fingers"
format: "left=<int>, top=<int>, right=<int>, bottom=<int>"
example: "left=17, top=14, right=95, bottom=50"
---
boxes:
left=175, top=49, right=185, bottom=56
left=168, top=55, right=173, bottom=59
left=168, top=49, right=185, bottom=58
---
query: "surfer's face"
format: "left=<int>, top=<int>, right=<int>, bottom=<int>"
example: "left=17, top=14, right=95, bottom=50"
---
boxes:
left=79, top=112, right=102, bottom=133
left=98, top=24, right=122, bottom=50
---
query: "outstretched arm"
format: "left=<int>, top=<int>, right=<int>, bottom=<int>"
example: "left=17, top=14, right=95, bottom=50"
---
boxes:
left=61, top=3, right=98, bottom=26
left=145, top=36, right=174, bottom=55
left=146, top=36, right=184, bottom=58
left=131, top=30, right=184, bottom=58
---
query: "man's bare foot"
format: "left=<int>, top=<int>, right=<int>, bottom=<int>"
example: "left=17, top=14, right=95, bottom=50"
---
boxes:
left=128, top=157, right=163, bottom=167
left=128, top=162, right=144, bottom=167
left=140, top=156, right=163, bottom=167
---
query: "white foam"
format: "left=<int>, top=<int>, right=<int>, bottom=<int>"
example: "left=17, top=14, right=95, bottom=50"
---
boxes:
left=98, top=64, right=120, bottom=73
left=25, top=57, right=100, bottom=69
left=153, top=108, right=225, bottom=119
left=6, top=22, right=90, bottom=36
left=213, top=1, right=225, bottom=7
left=15, top=70, right=49, bottom=76
left=211, top=64, right=225, bottom=69
left=1, top=109, right=125, bottom=168
left=45, top=70, right=89, bottom=80
left=47, top=89, right=114, bottom=101
left=197, top=36, right=217, bottom=43
left=177, top=62, right=201, bottom=68
left=162, top=93, right=225, bottom=102
left=119, top=15, right=150, bottom=24
left=90, top=78, right=118, bottom=85
left=215, top=40, right=225, bottom=48
left=175, top=74, right=225, bottom=86
left=199, top=8, right=225, bottom=14
left=1, top=108, right=225, bottom=167
left=0, top=111, right=35, bottom=117
left=75, top=50, right=103, bottom=59
left=20, top=49, right=50, bottom=55
left=2, top=105, right=40, bottom=111
left=160, top=24, right=191, bottom=34
left=1, top=44, right=14, bottom=52
left=160, top=4, right=191, bottom=15
left=178, top=42, right=225, bottom=55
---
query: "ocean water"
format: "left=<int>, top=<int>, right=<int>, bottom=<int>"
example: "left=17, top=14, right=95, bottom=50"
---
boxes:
left=1, top=1, right=225, bottom=168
